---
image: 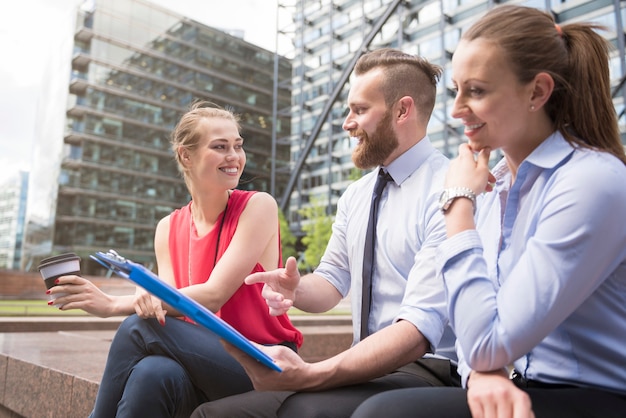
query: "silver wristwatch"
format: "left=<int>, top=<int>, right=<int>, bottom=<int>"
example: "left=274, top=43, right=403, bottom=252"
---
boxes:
left=438, top=187, right=476, bottom=214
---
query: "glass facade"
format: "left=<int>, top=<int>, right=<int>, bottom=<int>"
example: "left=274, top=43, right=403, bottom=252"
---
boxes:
left=279, top=0, right=626, bottom=231
left=0, top=172, right=29, bottom=270
left=24, top=0, right=292, bottom=274
left=19, top=0, right=626, bottom=270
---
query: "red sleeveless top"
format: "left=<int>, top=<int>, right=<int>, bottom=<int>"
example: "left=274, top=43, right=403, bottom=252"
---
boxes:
left=169, top=189, right=302, bottom=347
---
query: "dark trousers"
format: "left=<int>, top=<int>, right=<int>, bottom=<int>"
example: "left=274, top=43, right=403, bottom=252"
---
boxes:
left=90, top=314, right=253, bottom=418
left=351, top=385, right=626, bottom=417
left=191, top=357, right=460, bottom=418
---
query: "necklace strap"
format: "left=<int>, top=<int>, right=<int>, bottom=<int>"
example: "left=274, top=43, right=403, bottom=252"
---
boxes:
left=188, top=191, right=231, bottom=286
left=212, top=191, right=231, bottom=265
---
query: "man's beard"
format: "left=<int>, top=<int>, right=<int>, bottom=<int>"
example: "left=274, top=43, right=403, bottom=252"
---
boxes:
left=351, top=110, right=399, bottom=169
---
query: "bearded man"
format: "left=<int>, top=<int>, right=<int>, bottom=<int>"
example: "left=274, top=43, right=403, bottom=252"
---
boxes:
left=192, top=48, right=460, bottom=418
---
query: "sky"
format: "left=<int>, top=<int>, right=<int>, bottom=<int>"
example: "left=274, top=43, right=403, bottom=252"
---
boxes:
left=0, top=0, right=280, bottom=183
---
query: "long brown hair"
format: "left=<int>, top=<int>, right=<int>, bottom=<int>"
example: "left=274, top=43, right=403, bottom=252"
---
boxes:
left=463, top=5, right=626, bottom=164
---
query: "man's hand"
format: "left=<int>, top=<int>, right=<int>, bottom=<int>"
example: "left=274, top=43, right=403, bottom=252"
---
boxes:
left=223, top=340, right=314, bottom=391
left=467, top=370, right=534, bottom=418
left=245, top=256, right=301, bottom=316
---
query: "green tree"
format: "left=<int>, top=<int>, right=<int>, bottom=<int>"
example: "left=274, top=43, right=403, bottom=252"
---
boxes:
left=298, top=196, right=334, bottom=272
left=278, top=209, right=297, bottom=264
left=348, top=166, right=365, bottom=181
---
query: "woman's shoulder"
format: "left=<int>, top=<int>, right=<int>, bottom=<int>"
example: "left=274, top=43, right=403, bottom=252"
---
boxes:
left=565, top=148, right=626, bottom=184
left=230, top=190, right=278, bottom=217
left=154, top=213, right=172, bottom=244
left=166, top=202, right=190, bottom=225
left=553, top=149, right=626, bottom=208
left=248, top=190, right=278, bottom=210
left=156, top=212, right=172, bottom=228
left=231, top=189, right=275, bottom=204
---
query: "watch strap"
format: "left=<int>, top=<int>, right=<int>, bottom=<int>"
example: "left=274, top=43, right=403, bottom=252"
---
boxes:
left=440, top=187, right=476, bottom=214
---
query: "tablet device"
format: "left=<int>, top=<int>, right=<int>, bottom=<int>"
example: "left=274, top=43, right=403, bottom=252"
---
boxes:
left=90, top=250, right=282, bottom=372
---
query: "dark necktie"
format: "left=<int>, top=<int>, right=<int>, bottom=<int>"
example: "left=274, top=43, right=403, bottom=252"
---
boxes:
left=360, top=168, right=393, bottom=340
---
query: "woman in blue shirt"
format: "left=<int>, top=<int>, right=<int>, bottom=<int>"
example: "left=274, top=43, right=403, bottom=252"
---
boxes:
left=353, top=5, right=626, bottom=418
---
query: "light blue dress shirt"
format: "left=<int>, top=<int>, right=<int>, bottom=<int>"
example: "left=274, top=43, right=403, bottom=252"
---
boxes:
left=438, top=132, right=626, bottom=394
left=316, top=137, right=456, bottom=361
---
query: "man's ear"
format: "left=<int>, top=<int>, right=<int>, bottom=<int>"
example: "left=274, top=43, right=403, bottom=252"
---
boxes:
left=396, top=96, right=413, bottom=121
left=530, top=72, right=555, bottom=110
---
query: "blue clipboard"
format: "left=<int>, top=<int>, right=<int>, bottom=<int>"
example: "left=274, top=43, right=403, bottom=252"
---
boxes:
left=90, top=250, right=282, bottom=372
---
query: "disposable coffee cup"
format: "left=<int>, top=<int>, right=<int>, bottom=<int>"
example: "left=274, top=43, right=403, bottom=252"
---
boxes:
left=38, top=253, right=81, bottom=306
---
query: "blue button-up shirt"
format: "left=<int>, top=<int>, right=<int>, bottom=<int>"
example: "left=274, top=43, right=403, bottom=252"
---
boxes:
left=316, top=137, right=456, bottom=361
left=439, top=132, right=626, bottom=394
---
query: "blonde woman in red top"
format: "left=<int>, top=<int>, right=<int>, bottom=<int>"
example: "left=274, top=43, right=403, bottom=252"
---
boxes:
left=49, top=101, right=302, bottom=418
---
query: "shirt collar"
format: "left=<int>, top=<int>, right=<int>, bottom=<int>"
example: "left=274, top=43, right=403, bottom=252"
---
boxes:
left=381, top=136, right=435, bottom=185
left=492, top=131, right=575, bottom=181
left=525, top=131, right=575, bottom=169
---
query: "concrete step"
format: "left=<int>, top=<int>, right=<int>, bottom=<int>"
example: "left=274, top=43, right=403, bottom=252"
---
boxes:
left=0, top=314, right=352, bottom=331
left=0, top=314, right=354, bottom=364
left=0, top=316, right=125, bottom=332
left=0, top=315, right=353, bottom=417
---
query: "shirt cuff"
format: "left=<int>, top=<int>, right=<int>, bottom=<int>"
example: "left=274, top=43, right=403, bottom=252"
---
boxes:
left=394, top=309, right=446, bottom=355
left=435, top=229, right=483, bottom=273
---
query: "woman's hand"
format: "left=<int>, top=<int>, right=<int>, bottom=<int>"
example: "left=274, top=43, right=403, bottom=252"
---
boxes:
left=446, top=144, right=496, bottom=194
left=50, top=275, right=117, bottom=317
left=133, top=287, right=167, bottom=325
left=467, top=370, right=534, bottom=418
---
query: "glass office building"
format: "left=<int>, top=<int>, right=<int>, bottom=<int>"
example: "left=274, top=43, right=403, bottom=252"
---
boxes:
left=0, top=172, right=29, bottom=270
left=278, top=0, right=626, bottom=229
left=23, top=0, right=292, bottom=274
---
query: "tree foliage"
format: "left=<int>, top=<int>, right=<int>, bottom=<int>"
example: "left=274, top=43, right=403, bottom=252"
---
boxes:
left=298, top=196, right=334, bottom=272
left=349, top=167, right=365, bottom=181
left=278, top=209, right=297, bottom=265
